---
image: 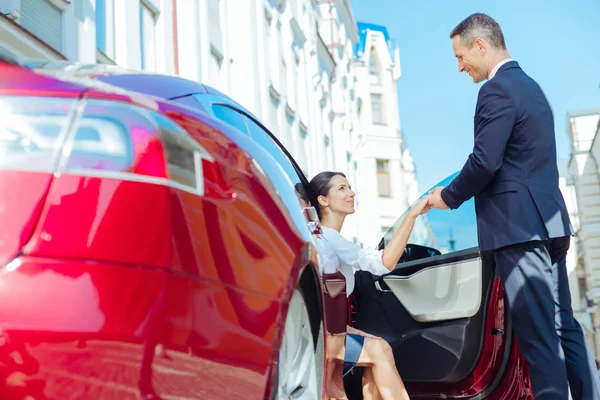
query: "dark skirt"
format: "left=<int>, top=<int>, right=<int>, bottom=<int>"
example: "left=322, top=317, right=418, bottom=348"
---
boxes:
left=343, top=333, right=365, bottom=377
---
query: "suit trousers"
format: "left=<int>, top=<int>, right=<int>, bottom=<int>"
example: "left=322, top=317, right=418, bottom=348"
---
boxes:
left=494, top=236, right=600, bottom=399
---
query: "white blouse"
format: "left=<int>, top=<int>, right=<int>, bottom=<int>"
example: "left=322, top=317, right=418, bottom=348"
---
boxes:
left=314, top=226, right=391, bottom=296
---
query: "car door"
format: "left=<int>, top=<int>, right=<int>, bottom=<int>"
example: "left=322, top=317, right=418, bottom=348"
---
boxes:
left=238, top=113, right=349, bottom=335
left=197, top=95, right=349, bottom=335
left=347, top=173, right=521, bottom=399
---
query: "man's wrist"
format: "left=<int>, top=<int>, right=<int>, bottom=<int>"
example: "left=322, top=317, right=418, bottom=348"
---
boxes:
left=440, top=187, right=454, bottom=209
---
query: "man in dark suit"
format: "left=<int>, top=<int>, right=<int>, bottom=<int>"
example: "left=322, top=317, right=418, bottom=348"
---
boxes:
left=428, top=13, right=600, bottom=399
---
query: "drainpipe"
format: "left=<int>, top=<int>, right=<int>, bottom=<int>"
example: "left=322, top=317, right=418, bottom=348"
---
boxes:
left=172, top=0, right=179, bottom=74
left=328, top=0, right=336, bottom=169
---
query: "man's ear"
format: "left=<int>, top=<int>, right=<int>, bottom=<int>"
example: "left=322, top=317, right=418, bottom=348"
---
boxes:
left=474, top=38, right=486, bottom=54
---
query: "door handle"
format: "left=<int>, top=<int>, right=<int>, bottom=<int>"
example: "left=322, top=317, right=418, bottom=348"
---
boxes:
left=375, top=280, right=393, bottom=293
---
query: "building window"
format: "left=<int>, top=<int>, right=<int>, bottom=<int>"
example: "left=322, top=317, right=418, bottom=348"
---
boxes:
left=96, top=0, right=115, bottom=59
left=369, top=47, right=381, bottom=84
left=20, top=0, right=63, bottom=52
left=208, top=0, right=223, bottom=56
left=139, top=1, right=157, bottom=71
left=371, top=93, right=385, bottom=125
left=376, top=159, right=391, bottom=197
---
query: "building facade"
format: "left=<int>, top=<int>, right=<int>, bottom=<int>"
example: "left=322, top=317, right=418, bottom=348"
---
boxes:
left=0, top=0, right=421, bottom=245
left=567, top=110, right=600, bottom=360
left=352, top=22, right=421, bottom=246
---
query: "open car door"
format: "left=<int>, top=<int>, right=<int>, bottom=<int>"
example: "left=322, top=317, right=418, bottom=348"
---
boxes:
left=346, top=173, right=531, bottom=400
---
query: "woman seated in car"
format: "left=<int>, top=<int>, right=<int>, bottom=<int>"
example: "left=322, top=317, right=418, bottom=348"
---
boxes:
left=308, top=171, right=431, bottom=400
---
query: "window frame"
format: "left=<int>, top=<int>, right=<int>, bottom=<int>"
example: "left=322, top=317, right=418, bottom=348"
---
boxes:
left=369, top=46, right=381, bottom=85
left=193, top=94, right=311, bottom=194
left=371, top=93, right=385, bottom=125
left=139, top=0, right=158, bottom=71
left=376, top=158, right=391, bottom=197
left=95, top=0, right=116, bottom=61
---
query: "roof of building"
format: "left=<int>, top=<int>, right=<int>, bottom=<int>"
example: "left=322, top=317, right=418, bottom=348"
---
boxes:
left=355, top=21, right=391, bottom=58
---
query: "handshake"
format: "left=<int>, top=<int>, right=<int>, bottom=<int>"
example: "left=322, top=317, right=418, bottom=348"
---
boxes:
left=410, top=186, right=449, bottom=217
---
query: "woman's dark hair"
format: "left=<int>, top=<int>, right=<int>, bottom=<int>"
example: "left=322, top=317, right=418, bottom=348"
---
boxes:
left=308, top=171, right=346, bottom=219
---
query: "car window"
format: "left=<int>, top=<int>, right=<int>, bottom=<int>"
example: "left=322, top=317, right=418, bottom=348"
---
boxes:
left=242, top=116, right=310, bottom=206
left=380, top=172, right=478, bottom=255
left=212, top=104, right=249, bottom=136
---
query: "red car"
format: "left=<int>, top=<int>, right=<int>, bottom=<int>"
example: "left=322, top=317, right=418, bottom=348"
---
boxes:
left=78, top=66, right=534, bottom=400
left=0, top=55, right=326, bottom=399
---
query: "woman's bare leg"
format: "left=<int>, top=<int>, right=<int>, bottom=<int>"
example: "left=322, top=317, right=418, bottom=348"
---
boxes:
left=326, top=334, right=349, bottom=400
left=362, top=367, right=381, bottom=400
left=329, top=334, right=409, bottom=400
left=358, top=337, right=409, bottom=400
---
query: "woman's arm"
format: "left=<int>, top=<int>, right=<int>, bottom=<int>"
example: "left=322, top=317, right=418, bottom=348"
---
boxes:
left=381, top=196, right=431, bottom=271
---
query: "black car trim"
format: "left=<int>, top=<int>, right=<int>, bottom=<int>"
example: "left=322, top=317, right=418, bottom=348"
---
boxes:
left=196, top=93, right=312, bottom=189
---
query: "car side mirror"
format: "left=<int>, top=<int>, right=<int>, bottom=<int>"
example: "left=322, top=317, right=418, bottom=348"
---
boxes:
left=302, top=206, right=322, bottom=235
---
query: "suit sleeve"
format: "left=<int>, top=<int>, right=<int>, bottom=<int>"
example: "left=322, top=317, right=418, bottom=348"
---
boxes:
left=441, top=81, right=516, bottom=209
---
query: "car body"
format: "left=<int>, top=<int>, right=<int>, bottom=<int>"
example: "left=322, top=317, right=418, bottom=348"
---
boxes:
left=32, top=63, right=534, bottom=399
left=0, top=57, right=327, bottom=399
left=23, top=61, right=532, bottom=400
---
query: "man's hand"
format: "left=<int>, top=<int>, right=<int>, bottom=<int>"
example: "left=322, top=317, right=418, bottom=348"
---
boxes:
left=428, top=187, right=449, bottom=210
left=408, top=195, right=433, bottom=218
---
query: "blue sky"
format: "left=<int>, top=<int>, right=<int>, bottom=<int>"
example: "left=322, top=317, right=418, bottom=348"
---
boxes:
left=351, top=0, right=600, bottom=193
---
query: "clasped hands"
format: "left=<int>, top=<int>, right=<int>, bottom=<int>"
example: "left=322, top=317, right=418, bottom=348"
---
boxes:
left=409, top=186, right=449, bottom=216
left=427, top=186, right=449, bottom=210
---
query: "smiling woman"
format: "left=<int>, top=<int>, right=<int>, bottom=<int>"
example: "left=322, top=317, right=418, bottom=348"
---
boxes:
left=309, top=170, right=432, bottom=400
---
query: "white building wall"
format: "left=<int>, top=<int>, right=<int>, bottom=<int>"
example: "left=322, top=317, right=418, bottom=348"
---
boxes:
left=176, top=0, right=201, bottom=81
left=569, top=112, right=600, bottom=298
left=353, top=24, right=417, bottom=247
left=114, top=0, right=141, bottom=70
left=567, top=110, right=600, bottom=360
left=558, top=160, right=584, bottom=313
left=61, top=0, right=96, bottom=64
left=155, top=0, right=175, bottom=75
left=1, top=0, right=421, bottom=248
left=316, top=0, right=361, bottom=242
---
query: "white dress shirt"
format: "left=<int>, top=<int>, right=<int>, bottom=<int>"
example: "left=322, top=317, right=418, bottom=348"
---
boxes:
left=315, top=226, right=390, bottom=296
left=488, top=58, right=514, bottom=80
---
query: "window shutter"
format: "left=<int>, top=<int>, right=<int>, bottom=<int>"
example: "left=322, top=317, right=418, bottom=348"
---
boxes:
left=20, top=0, right=62, bottom=52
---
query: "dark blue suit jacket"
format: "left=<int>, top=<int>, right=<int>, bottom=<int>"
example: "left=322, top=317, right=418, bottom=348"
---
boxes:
left=441, top=61, right=573, bottom=251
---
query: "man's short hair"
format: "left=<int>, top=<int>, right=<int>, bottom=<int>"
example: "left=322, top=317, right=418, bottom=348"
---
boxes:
left=450, top=13, right=506, bottom=50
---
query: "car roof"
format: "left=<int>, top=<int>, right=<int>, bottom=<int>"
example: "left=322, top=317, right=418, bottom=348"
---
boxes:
left=29, top=62, right=250, bottom=113
left=29, top=61, right=213, bottom=97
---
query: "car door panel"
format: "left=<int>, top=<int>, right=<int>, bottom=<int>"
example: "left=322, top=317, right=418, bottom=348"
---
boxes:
left=382, top=257, right=483, bottom=323
left=348, top=171, right=513, bottom=392
left=353, top=253, right=494, bottom=383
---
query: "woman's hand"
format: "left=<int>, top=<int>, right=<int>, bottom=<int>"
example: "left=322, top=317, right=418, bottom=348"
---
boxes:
left=408, top=195, right=433, bottom=218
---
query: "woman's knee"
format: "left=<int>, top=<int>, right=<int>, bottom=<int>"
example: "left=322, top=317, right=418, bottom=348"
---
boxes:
left=364, top=337, right=394, bottom=363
